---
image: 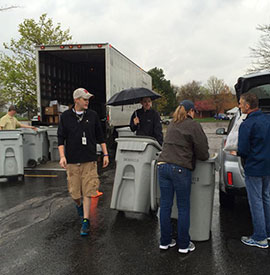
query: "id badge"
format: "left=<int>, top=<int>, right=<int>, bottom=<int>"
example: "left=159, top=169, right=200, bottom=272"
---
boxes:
left=82, top=137, right=87, bottom=145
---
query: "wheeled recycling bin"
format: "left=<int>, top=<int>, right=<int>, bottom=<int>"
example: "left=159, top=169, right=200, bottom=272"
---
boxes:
left=22, top=128, right=49, bottom=167
left=151, top=154, right=218, bottom=241
left=38, top=126, right=49, bottom=163
left=110, top=136, right=162, bottom=214
left=0, top=130, right=24, bottom=181
left=116, top=127, right=136, bottom=137
left=47, top=127, right=59, bottom=161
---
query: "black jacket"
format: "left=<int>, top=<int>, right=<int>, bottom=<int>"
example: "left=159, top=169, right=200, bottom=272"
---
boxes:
left=130, top=108, right=163, bottom=145
left=158, top=116, right=209, bottom=170
left=57, top=108, right=105, bottom=164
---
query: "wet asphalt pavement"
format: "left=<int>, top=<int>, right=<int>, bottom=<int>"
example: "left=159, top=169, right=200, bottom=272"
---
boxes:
left=1, top=122, right=270, bottom=275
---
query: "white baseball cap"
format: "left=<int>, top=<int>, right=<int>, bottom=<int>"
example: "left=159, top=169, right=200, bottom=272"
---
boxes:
left=73, top=88, right=94, bottom=99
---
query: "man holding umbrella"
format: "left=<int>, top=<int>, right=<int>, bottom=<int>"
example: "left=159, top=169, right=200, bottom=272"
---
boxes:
left=130, top=97, right=163, bottom=145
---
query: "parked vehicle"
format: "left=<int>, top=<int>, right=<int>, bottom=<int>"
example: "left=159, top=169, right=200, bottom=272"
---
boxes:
left=35, top=43, right=152, bottom=145
left=161, top=117, right=172, bottom=125
left=214, top=113, right=229, bottom=120
left=31, top=115, right=39, bottom=122
left=216, top=71, right=270, bottom=207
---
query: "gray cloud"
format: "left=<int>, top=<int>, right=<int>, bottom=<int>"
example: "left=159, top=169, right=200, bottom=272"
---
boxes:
left=0, top=0, right=269, bottom=87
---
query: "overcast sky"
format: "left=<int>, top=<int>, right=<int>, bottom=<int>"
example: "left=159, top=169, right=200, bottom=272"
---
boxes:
left=0, top=0, right=269, bottom=88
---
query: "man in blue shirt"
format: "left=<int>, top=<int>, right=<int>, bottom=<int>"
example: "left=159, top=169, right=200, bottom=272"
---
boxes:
left=237, top=93, right=270, bottom=249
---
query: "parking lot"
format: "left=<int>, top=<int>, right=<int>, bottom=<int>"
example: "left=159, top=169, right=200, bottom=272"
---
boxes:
left=1, top=121, right=270, bottom=275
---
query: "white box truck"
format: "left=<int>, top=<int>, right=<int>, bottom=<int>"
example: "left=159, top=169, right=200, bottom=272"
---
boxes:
left=35, top=43, right=152, bottom=145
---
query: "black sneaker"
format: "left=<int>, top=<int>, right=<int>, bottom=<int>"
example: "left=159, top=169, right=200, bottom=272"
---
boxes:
left=76, top=204, right=84, bottom=219
left=80, top=219, right=90, bottom=236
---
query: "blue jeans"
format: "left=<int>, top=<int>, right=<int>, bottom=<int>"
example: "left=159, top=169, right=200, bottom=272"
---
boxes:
left=158, top=163, right=192, bottom=249
left=245, top=176, right=270, bottom=240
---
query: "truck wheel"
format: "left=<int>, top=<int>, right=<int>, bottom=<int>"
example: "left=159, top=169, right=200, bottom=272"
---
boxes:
left=219, top=189, right=235, bottom=208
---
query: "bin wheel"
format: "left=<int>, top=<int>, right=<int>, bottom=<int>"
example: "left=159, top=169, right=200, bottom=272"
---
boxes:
left=219, top=189, right=235, bottom=208
left=149, top=208, right=158, bottom=218
left=41, top=156, right=48, bottom=164
left=18, top=175, right=24, bottom=182
left=28, top=159, right=37, bottom=168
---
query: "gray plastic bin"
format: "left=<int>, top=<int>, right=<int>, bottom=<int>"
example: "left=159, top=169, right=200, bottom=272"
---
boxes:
left=22, top=128, right=49, bottom=167
left=110, top=136, right=162, bottom=214
left=151, top=154, right=218, bottom=241
left=0, top=130, right=24, bottom=180
left=47, top=127, right=59, bottom=161
left=116, top=127, right=135, bottom=137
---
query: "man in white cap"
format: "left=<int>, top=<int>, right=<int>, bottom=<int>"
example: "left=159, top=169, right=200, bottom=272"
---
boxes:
left=57, top=88, right=109, bottom=236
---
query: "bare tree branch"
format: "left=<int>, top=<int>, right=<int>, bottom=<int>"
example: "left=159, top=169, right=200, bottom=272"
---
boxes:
left=248, top=24, right=270, bottom=72
left=0, top=6, right=19, bottom=11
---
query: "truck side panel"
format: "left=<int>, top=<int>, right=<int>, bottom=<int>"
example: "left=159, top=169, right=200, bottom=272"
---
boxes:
left=107, top=46, right=152, bottom=127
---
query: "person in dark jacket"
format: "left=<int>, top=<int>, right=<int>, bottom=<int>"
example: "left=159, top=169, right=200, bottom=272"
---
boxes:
left=58, top=88, right=109, bottom=236
left=237, top=93, right=270, bottom=249
left=130, top=97, right=163, bottom=145
left=157, top=100, right=209, bottom=254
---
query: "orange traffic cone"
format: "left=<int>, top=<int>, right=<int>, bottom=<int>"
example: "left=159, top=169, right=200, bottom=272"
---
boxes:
left=91, top=191, right=103, bottom=198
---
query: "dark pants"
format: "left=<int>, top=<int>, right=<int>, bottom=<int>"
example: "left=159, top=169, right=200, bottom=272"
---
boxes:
left=158, top=163, right=192, bottom=249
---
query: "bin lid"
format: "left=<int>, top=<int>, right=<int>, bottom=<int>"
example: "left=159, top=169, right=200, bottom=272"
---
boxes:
left=36, top=128, right=47, bottom=133
left=197, top=153, right=218, bottom=163
left=20, top=128, right=38, bottom=135
left=116, top=136, right=162, bottom=151
left=0, top=130, right=22, bottom=140
left=116, top=127, right=132, bottom=133
left=197, top=153, right=219, bottom=171
left=47, top=126, right=58, bottom=135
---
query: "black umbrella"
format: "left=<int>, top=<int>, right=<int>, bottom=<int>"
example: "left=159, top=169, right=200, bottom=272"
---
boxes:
left=106, top=87, right=161, bottom=106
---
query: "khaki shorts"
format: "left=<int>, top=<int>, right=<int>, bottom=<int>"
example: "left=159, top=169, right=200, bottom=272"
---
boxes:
left=66, top=162, right=100, bottom=199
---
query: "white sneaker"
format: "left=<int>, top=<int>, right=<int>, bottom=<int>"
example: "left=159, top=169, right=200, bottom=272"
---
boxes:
left=159, top=239, right=177, bottom=250
left=178, top=242, right=196, bottom=254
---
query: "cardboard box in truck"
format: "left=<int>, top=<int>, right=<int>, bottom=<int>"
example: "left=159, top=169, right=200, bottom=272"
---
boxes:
left=45, top=105, right=58, bottom=115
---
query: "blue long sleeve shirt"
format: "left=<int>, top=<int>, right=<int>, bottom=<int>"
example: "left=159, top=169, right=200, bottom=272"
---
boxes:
left=238, top=110, right=270, bottom=176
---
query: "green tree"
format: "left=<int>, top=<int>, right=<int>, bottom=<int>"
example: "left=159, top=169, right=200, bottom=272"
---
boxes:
left=176, top=81, right=203, bottom=103
left=148, top=67, right=177, bottom=115
left=0, top=13, right=72, bottom=118
left=249, top=24, right=270, bottom=72
left=0, top=89, right=6, bottom=110
left=152, top=89, right=168, bottom=115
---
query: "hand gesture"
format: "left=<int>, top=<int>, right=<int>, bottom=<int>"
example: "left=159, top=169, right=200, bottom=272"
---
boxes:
left=59, top=156, right=67, bottom=169
left=103, top=155, right=109, bottom=168
left=133, top=117, right=140, bottom=125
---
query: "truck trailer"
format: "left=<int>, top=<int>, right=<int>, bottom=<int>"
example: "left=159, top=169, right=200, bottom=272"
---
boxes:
left=35, top=43, right=152, bottom=144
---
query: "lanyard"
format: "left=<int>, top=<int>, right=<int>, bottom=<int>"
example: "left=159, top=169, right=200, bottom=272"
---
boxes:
left=73, top=108, right=85, bottom=123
